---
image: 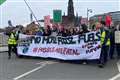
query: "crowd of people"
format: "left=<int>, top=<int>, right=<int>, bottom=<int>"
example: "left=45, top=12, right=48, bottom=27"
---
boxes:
left=20, top=22, right=90, bottom=37
left=39, top=24, right=89, bottom=37
left=7, top=21, right=120, bottom=68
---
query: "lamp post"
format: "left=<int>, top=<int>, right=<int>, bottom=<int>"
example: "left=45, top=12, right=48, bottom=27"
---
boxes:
left=30, top=13, right=33, bottom=22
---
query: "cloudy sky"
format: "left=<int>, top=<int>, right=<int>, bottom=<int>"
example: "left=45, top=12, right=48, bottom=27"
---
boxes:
left=0, top=0, right=120, bottom=28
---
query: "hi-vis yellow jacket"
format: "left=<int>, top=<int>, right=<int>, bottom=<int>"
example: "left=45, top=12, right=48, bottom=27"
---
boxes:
left=100, top=30, right=110, bottom=46
left=8, top=33, right=16, bottom=45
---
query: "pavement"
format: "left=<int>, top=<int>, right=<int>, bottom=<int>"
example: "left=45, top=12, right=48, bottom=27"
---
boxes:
left=0, top=47, right=120, bottom=80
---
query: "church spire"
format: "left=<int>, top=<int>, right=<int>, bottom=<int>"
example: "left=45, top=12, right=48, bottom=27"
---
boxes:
left=67, top=0, right=75, bottom=22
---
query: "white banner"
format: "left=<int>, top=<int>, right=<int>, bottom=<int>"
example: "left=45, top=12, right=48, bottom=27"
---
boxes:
left=17, top=31, right=101, bottom=60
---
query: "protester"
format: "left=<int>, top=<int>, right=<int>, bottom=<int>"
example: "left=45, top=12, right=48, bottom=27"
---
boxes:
left=115, top=24, right=120, bottom=59
left=69, top=27, right=75, bottom=36
left=91, top=24, right=96, bottom=31
left=62, top=29, right=69, bottom=37
left=109, top=24, right=115, bottom=59
left=51, top=27, right=58, bottom=36
left=81, top=24, right=89, bottom=33
left=80, top=24, right=89, bottom=64
left=7, top=30, right=18, bottom=59
left=73, top=27, right=78, bottom=35
left=43, top=29, right=51, bottom=36
left=11, top=20, right=114, bottom=68
left=77, top=27, right=83, bottom=35
left=43, top=25, right=51, bottom=36
left=95, top=21, right=110, bottom=68
left=57, top=27, right=64, bottom=36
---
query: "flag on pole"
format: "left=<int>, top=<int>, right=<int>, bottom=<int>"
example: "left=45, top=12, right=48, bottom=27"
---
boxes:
left=88, top=9, right=92, bottom=13
left=105, top=15, right=111, bottom=27
left=44, top=15, right=50, bottom=27
left=53, top=10, right=62, bottom=23
left=0, top=0, right=6, bottom=5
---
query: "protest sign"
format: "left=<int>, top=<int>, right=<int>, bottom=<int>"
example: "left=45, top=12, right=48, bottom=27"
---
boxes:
left=17, top=31, right=101, bottom=60
left=53, top=10, right=62, bottom=23
left=44, top=15, right=50, bottom=27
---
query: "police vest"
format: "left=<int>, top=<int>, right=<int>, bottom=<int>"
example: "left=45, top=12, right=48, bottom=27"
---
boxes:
left=8, top=33, right=16, bottom=45
left=100, top=30, right=110, bottom=46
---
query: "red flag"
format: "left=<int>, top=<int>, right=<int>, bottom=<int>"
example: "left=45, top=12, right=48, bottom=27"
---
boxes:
left=44, top=15, right=50, bottom=28
left=105, top=15, right=111, bottom=27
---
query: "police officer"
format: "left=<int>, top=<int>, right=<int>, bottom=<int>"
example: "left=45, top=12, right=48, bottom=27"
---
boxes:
left=8, top=30, right=18, bottom=59
left=96, top=21, right=110, bottom=68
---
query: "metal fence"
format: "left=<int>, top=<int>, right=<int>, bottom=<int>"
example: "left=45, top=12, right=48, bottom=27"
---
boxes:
left=0, top=33, right=8, bottom=47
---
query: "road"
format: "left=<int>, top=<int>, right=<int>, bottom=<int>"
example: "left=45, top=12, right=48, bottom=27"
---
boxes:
left=0, top=50, right=120, bottom=80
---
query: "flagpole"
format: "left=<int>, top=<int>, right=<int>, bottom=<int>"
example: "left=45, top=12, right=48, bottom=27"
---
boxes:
left=87, top=8, right=92, bottom=26
left=23, top=0, right=41, bottom=27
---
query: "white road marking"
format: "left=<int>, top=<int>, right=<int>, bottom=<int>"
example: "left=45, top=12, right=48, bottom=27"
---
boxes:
left=13, top=61, right=58, bottom=80
left=109, top=73, right=120, bottom=80
left=109, top=61, right=120, bottom=80
left=36, top=61, right=59, bottom=65
left=117, top=62, right=120, bottom=72
left=13, top=63, right=46, bottom=80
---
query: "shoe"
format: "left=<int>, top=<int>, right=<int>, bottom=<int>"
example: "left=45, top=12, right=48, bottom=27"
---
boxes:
left=82, top=62, right=87, bottom=65
left=110, top=57, right=114, bottom=60
left=82, top=60, right=88, bottom=65
left=117, top=56, right=120, bottom=60
left=98, top=64, right=104, bottom=68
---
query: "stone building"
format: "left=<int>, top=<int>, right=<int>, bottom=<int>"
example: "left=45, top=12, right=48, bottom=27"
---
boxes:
left=89, top=11, right=120, bottom=28
left=62, top=0, right=81, bottom=28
